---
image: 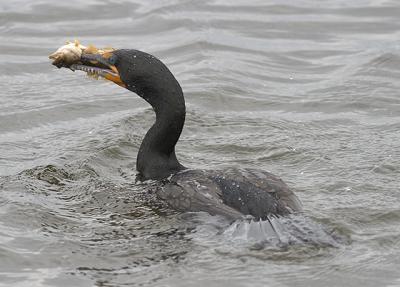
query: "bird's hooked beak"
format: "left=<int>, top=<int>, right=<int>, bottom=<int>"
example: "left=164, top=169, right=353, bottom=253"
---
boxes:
left=49, top=41, right=126, bottom=88
left=70, top=52, right=126, bottom=88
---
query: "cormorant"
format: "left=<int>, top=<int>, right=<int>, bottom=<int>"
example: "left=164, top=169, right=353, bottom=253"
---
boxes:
left=57, top=49, right=302, bottom=221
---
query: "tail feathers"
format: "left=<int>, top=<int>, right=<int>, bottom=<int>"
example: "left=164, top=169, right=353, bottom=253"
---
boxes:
left=224, top=215, right=340, bottom=247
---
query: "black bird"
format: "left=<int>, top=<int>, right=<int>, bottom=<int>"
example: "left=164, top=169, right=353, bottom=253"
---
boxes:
left=58, top=49, right=302, bottom=221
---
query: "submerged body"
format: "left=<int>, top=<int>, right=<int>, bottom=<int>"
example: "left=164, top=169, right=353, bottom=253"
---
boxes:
left=50, top=45, right=302, bottom=220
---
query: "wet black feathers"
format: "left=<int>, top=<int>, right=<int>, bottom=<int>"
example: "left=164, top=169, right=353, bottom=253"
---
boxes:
left=114, top=50, right=302, bottom=219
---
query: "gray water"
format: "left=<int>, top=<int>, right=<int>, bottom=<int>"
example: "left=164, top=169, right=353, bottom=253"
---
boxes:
left=1, top=0, right=400, bottom=286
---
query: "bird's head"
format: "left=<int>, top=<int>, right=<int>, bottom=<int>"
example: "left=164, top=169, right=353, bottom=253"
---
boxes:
left=51, top=47, right=181, bottom=108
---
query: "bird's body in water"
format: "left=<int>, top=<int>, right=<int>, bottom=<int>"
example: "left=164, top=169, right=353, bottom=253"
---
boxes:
left=52, top=47, right=302, bottom=221
left=158, top=168, right=301, bottom=221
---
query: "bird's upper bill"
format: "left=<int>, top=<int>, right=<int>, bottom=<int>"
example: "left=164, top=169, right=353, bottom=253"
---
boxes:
left=49, top=40, right=125, bottom=88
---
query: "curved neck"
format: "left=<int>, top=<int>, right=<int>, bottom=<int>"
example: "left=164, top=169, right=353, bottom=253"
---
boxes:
left=136, top=83, right=186, bottom=180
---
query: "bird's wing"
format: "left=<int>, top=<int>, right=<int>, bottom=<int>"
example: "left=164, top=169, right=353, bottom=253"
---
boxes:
left=220, top=167, right=302, bottom=213
left=157, top=170, right=244, bottom=221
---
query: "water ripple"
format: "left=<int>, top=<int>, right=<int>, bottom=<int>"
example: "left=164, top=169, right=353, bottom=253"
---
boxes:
left=1, top=0, right=400, bottom=286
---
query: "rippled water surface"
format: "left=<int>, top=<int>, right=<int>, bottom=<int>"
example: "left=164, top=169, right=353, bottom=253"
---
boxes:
left=1, top=0, right=400, bottom=286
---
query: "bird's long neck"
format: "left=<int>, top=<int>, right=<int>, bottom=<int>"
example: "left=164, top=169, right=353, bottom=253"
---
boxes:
left=136, top=82, right=186, bottom=180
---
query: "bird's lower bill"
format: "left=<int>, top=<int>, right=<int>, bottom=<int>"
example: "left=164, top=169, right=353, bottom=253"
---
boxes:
left=70, top=63, right=125, bottom=88
left=70, top=52, right=126, bottom=88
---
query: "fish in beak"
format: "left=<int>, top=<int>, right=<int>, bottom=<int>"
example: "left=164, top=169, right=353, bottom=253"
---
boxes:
left=49, top=41, right=125, bottom=88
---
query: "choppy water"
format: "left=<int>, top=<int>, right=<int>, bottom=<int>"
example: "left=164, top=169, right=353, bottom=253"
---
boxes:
left=1, top=0, right=400, bottom=286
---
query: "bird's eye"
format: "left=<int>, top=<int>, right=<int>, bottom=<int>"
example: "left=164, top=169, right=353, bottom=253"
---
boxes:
left=108, top=54, right=117, bottom=65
